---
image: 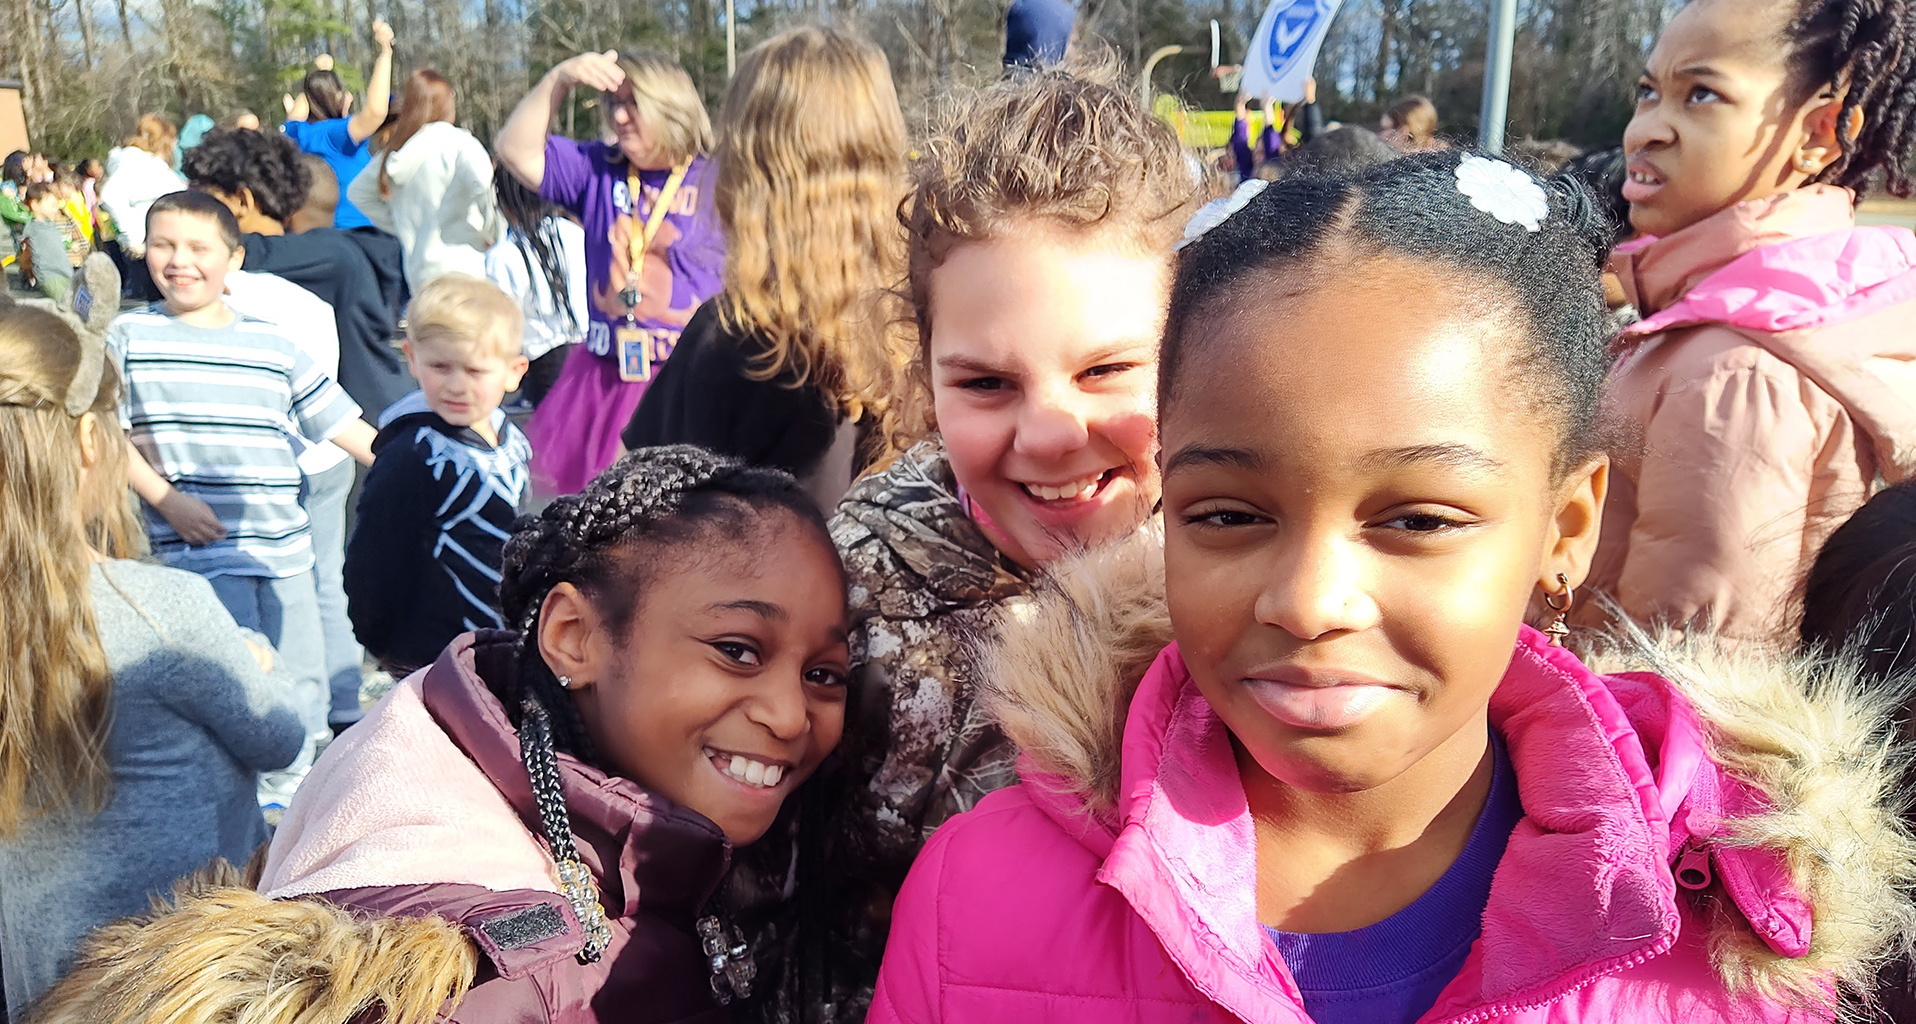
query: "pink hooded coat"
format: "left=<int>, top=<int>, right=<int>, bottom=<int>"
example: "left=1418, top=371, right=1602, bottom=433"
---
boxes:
left=1588, top=186, right=1916, bottom=640
left=871, top=535, right=1915, bottom=1023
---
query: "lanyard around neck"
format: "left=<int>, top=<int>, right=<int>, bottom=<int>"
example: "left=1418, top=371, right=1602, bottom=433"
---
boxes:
left=626, top=160, right=692, bottom=277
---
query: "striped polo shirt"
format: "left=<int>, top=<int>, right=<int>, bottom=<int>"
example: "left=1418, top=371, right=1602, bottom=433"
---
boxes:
left=109, top=303, right=362, bottom=579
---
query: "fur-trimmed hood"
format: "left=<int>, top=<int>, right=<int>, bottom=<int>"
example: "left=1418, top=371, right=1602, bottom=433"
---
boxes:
left=978, top=527, right=1916, bottom=1013
left=25, top=860, right=476, bottom=1024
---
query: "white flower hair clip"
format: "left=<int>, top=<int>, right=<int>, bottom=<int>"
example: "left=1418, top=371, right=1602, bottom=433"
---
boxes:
left=1454, top=156, right=1549, bottom=232
left=1177, top=179, right=1269, bottom=250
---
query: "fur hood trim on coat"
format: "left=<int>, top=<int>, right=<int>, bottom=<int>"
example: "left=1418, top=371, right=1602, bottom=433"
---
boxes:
left=1582, top=625, right=1916, bottom=1008
left=979, top=522, right=1171, bottom=829
left=978, top=527, right=1916, bottom=1011
left=25, top=859, right=477, bottom=1024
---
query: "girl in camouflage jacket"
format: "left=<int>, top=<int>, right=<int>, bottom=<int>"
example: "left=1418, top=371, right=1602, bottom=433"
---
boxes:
left=759, top=67, right=1200, bottom=1024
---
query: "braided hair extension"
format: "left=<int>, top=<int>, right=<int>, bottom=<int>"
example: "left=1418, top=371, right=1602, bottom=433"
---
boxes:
left=495, top=445, right=837, bottom=961
left=1787, top=0, right=1916, bottom=197
left=493, top=164, right=578, bottom=337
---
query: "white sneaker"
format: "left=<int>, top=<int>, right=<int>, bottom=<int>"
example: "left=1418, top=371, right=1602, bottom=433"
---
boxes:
left=258, top=734, right=317, bottom=811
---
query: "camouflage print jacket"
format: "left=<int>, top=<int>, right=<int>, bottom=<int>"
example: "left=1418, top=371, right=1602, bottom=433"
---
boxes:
left=832, top=438, right=1032, bottom=862
left=743, top=437, right=1030, bottom=1024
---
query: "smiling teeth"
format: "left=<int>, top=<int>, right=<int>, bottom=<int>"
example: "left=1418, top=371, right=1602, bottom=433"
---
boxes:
left=1630, top=172, right=1658, bottom=184
left=711, top=749, right=784, bottom=789
left=1025, top=475, right=1103, bottom=502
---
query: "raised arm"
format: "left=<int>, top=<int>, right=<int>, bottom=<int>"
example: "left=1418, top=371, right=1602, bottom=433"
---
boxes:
left=495, top=51, right=625, bottom=191
left=346, top=20, right=395, bottom=144
left=1297, top=76, right=1324, bottom=146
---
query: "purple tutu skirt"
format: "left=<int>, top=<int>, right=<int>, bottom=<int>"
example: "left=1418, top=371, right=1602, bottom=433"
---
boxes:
left=526, top=346, right=651, bottom=496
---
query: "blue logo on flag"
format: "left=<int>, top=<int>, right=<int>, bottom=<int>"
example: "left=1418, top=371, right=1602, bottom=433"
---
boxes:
left=1266, top=0, right=1323, bottom=67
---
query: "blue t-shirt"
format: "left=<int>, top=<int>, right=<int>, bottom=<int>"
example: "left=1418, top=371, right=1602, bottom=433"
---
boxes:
left=1264, top=731, right=1524, bottom=1024
left=282, top=118, right=372, bottom=229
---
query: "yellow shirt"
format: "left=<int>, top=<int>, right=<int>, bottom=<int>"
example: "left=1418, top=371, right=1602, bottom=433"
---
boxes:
left=61, top=194, right=93, bottom=243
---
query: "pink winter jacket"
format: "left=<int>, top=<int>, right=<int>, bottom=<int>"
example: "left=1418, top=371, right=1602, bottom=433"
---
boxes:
left=871, top=536, right=1914, bottom=1024
left=1587, top=186, right=1916, bottom=641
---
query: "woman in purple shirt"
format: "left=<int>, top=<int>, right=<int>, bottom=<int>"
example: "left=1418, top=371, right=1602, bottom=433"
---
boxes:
left=496, top=49, right=725, bottom=495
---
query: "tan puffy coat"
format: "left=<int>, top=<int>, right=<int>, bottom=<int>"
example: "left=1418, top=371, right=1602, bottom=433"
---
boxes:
left=1588, top=187, right=1916, bottom=640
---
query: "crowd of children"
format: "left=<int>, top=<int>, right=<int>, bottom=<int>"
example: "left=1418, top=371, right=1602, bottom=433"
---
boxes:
left=1, top=0, right=1915, bottom=1022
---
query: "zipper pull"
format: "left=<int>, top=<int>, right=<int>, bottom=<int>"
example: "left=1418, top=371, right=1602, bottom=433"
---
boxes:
left=1674, top=841, right=1714, bottom=891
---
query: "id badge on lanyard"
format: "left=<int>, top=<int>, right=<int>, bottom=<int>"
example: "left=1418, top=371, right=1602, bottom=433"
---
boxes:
left=616, top=314, right=652, bottom=382
left=616, top=161, right=690, bottom=383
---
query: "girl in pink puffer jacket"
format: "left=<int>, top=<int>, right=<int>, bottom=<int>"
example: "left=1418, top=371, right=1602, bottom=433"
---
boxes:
left=1586, top=0, right=1916, bottom=640
left=871, top=154, right=1916, bottom=1023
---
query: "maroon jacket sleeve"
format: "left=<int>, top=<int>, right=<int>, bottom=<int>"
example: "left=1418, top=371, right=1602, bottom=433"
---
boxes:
left=317, top=884, right=577, bottom=1023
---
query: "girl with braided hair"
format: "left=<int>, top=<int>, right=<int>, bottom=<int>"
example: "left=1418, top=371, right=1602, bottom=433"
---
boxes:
left=256, top=445, right=851, bottom=1023
left=1587, top=0, right=1916, bottom=641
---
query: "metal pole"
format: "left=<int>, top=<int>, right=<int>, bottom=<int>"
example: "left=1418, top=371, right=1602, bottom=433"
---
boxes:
left=1477, top=0, right=1516, bottom=153
left=726, top=0, right=736, bottom=77
left=1140, top=44, right=1186, bottom=109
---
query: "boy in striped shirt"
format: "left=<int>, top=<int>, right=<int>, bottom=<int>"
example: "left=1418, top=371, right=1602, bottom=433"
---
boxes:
left=111, top=191, right=377, bottom=791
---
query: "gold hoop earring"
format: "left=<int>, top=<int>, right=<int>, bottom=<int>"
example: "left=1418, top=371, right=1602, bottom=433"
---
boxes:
left=1542, top=573, right=1574, bottom=647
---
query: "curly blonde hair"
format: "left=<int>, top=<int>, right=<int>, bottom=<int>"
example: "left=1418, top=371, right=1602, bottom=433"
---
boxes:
left=876, top=63, right=1199, bottom=456
left=714, top=25, right=907, bottom=413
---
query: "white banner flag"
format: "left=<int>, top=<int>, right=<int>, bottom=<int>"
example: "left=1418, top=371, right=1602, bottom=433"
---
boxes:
left=1239, top=0, right=1342, bottom=104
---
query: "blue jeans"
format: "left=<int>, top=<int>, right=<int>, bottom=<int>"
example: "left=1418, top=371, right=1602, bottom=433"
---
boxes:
left=302, top=458, right=364, bottom=726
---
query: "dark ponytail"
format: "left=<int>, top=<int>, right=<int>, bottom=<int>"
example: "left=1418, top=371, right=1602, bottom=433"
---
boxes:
left=496, top=445, right=834, bottom=962
left=1788, top=0, right=1916, bottom=197
left=493, top=164, right=578, bottom=337
left=1800, top=480, right=1916, bottom=680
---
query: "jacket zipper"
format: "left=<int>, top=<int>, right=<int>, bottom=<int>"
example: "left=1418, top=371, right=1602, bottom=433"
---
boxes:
left=1672, top=838, right=1715, bottom=891
left=1430, top=930, right=1679, bottom=1023
left=1428, top=841, right=1709, bottom=1022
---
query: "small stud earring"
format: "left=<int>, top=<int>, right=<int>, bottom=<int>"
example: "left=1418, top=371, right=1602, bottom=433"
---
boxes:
left=1542, top=573, right=1574, bottom=647
left=557, top=674, right=578, bottom=690
left=1797, top=157, right=1819, bottom=174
